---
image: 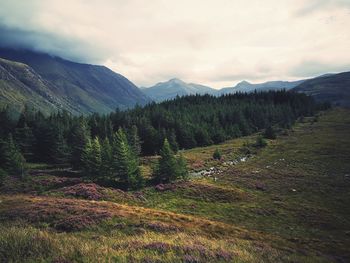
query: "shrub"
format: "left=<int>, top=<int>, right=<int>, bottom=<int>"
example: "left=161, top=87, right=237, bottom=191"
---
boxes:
left=255, top=136, right=267, bottom=148
left=213, top=148, right=222, bottom=160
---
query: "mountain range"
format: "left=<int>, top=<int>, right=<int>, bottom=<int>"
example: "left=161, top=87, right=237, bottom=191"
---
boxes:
left=143, top=73, right=350, bottom=107
left=1, top=47, right=349, bottom=114
left=0, top=48, right=149, bottom=115
left=141, top=78, right=216, bottom=102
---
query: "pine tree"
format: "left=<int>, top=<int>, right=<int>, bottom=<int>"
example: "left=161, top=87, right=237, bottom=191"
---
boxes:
left=82, top=137, right=102, bottom=178
left=69, top=121, right=90, bottom=169
left=113, top=128, right=143, bottom=189
left=128, top=125, right=142, bottom=156
left=154, top=138, right=178, bottom=183
left=101, top=137, right=113, bottom=179
left=14, top=123, right=35, bottom=162
left=168, top=130, right=179, bottom=153
left=177, top=153, right=188, bottom=180
left=0, top=134, right=26, bottom=176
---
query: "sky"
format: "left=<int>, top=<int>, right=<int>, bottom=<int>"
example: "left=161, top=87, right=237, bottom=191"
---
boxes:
left=0, top=0, right=349, bottom=89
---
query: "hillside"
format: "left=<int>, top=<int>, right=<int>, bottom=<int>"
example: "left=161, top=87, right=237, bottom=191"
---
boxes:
left=292, top=71, right=350, bottom=107
left=219, top=79, right=305, bottom=95
left=0, top=108, right=349, bottom=262
left=0, top=48, right=150, bottom=114
left=0, top=58, right=70, bottom=113
left=142, top=78, right=216, bottom=102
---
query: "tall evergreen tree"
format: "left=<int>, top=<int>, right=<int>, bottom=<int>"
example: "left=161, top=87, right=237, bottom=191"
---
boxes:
left=82, top=137, right=102, bottom=178
left=101, top=137, right=114, bottom=179
left=113, top=128, right=143, bottom=189
left=0, top=134, right=26, bottom=176
left=69, top=121, right=90, bottom=169
left=14, top=123, right=35, bottom=162
left=154, top=138, right=178, bottom=183
left=128, top=125, right=142, bottom=156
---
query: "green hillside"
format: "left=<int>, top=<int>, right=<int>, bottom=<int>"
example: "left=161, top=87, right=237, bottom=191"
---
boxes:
left=1, top=108, right=349, bottom=262
left=0, top=48, right=150, bottom=114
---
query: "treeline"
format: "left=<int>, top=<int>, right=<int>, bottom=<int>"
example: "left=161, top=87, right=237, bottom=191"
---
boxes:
left=0, top=91, right=326, bottom=185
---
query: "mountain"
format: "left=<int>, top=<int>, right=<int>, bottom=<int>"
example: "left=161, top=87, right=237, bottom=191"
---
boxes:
left=292, top=71, right=350, bottom=107
left=0, top=57, right=70, bottom=113
left=142, top=78, right=216, bottom=102
left=0, top=48, right=149, bottom=114
left=218, top=79, right=305, bottom=95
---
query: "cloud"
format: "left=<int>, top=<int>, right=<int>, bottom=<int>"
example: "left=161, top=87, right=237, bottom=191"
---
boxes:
left=290, top=60, right=350, bottom=77
left=0, top=0, right=349, bottom=88
left=295, top=0, right=350, bottom=16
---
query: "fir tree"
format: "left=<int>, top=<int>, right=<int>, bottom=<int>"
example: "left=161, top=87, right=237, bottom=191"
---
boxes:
left=14, top=123, right=35, bottom=162
left=82, top=137, right=102, bottom=178
left=113, top=128, right=143, bottom=189
left=177, top=153, right=189, bottom=180
left=69, top=121, right=90, bottom=169
left=0, top=134, right=26, bottom=176
left=128, top=125, right=142, bottom=156
left=154, top=138, right=178, bottom=183
left=101, top=137, right=113, bottom=179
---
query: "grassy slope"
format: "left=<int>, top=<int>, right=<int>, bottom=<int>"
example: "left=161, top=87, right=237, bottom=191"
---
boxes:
left=0, top=108, right=349, bottom=262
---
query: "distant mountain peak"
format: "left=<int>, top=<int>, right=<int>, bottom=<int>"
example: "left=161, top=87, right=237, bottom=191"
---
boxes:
left=238, top=80, right=250, bottom=85
left=143, top=78, right=215, bottom=102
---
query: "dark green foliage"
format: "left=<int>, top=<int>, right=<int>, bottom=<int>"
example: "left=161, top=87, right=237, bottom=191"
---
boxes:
left=154, top=139, right=178, bottom=183
left=69, top=121, right=90, bottom=169
left=213, top=148, right=222, bottom=160
left=101, top=137, right=114, bottom=179
left=113, top=128, right=143, bottom=190
left=154, top=139, right=188, bottom=183
left=263, top=126, right=276, bottom=139
left=0, top=91, right=317, bottom=175
left=0, top=134, right=26, bottom=176
left=177, top=153, right=189, bottom=180
left=255, top=136, right=267, bottom=148
left=128, top=125, right=142, bottom=156
left=82, top=137, right=102, bottom=178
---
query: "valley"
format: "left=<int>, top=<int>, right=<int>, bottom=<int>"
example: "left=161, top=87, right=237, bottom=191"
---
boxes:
left=1, top=108, right=349, bottom=262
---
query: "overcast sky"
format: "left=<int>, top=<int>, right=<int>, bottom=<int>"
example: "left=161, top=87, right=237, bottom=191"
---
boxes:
left=0, top=0, right=349, bottom=88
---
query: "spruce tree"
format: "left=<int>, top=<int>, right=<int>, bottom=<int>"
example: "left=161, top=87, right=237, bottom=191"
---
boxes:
left=82, top=137, right=102, bottom=178
left=177, top=153, right=189, bottom=181
left=128, top=125, right=142, bottom=156
left=14, top=123, right=35, bottom=162
left=69, top=121, right=90, bottom=169
left=101, top=137, right=113, bottom=179
left=113, top=128, right=143, bottom=189
left=154, top=138, right=178, bottom=183
left=0, top=134, right=26, bottom=176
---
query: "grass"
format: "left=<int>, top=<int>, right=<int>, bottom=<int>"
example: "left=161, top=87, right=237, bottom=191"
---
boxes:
left=0, top=108, right=349, bottom=262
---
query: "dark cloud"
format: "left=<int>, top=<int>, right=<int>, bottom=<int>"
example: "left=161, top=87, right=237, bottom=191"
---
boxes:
left=0, top=24, right=108, bottom=63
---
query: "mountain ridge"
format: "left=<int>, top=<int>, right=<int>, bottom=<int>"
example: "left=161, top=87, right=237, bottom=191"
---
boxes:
left=0, top=48, right=150, bottom=114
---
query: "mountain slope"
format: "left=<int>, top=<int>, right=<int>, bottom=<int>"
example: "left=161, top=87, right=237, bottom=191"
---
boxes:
left=0, top=57, right=71, bottom=113
left=0, top=48, right=149, bottom=114
left=219, top=79, right=305, bottom=95
left=142, top=78, right=216, bottom=102
left=292, top=71, right=350, bottom=107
